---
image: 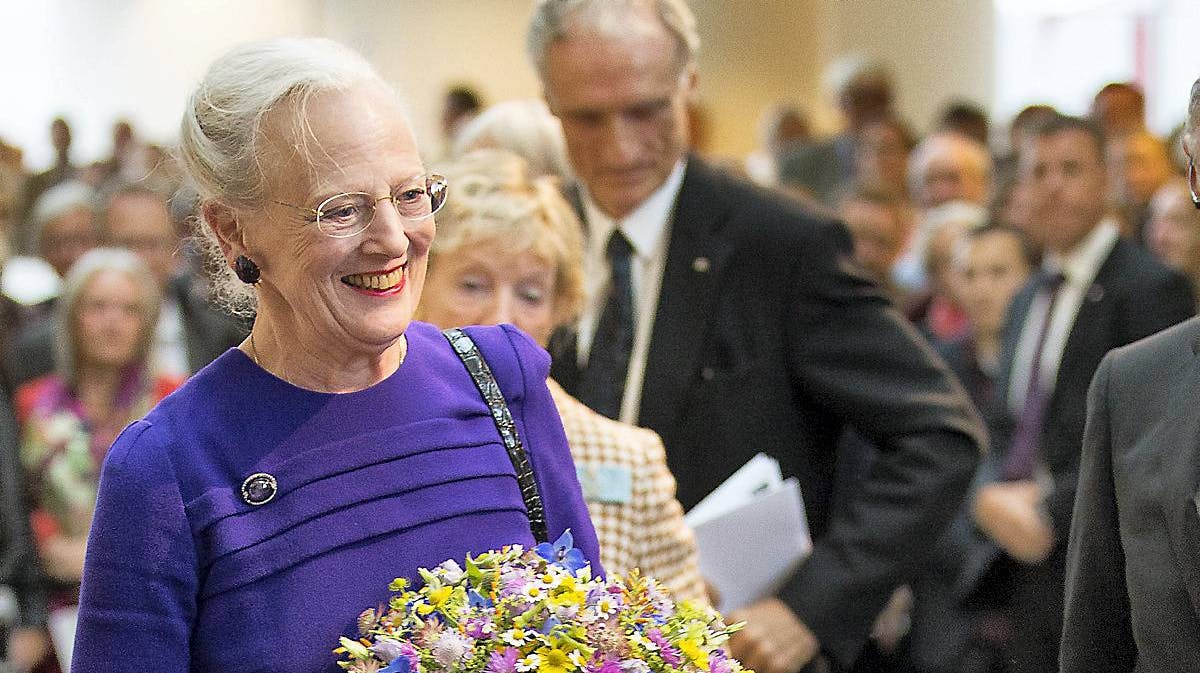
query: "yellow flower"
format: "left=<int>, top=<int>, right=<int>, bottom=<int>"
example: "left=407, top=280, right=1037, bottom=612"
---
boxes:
left=678, top=639, right=710, bottom=669
left=536, top=645, right=575, bottom=673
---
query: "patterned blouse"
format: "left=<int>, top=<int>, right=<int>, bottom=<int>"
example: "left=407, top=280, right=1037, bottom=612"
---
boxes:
left=548, top=379, right=708, bottom=605
left=17, top=369, right=181, bottom=541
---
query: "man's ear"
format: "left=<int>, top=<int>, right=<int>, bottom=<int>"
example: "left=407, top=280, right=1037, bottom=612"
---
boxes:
left=201, top=201, right=245, bottom=264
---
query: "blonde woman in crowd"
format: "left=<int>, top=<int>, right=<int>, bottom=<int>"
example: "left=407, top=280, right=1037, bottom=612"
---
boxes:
left=420, top=149, right=707, bottom=604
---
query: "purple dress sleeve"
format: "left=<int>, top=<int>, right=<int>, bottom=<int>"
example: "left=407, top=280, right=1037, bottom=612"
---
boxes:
left=72, top=420, right=196, bottom=673
left=467, top=324, right=603, bottom=574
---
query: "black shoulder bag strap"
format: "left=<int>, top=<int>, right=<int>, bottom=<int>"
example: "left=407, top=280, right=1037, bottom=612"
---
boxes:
left=443, top=328, right=549, bottom=543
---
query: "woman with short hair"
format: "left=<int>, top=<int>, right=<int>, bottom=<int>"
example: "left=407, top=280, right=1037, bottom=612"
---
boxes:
left=71, top=38, right=599, bottom=673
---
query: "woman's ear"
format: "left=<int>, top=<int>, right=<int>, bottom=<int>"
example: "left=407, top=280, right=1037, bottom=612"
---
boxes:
left=201, top=201, right=244, bottom=264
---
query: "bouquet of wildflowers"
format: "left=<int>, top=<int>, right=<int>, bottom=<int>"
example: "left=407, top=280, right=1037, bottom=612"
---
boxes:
left=335, top=531, right=749, bottom=673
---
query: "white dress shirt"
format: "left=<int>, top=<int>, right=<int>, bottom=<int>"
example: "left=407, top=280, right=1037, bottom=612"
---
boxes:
left=576, top=160, right=687, bottom=425
left=1008, top=219, right=1119, bottom=413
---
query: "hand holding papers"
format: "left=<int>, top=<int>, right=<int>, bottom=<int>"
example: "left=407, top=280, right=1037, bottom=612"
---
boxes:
left=685, top=454, right=812, bottom=612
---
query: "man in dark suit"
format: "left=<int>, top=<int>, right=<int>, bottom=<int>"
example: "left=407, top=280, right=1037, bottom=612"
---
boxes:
left=527, top=2, right=984, bottom=670
left=966, top=114, right=1194, bottom=672
left=1060, top=79, right=1200, bottom=673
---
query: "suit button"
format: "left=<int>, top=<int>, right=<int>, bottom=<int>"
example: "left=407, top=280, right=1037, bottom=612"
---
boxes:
left=700, top=367, right=716, bottom=381
left=241, top=472, right=277, bottom=506
left=692, top=257, right=711, bottom=273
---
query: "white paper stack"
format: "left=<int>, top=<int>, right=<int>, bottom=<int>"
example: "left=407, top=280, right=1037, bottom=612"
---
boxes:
left=684, top=453, right=812, bottom=612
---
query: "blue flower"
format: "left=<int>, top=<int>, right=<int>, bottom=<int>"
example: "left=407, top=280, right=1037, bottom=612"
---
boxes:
left=380, top=656, right=411, bottom=673
left=469, top=589, right=494, bottom=609
left=534, top=530, right=588, bottom=575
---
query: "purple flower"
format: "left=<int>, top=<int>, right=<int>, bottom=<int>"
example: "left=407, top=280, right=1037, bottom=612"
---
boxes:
left=647, top=629, right=681, bottom=667
left=588, top=658, right=623, bottom=673
left=371, top=638, right=405, bottom=663
left=709, top=650, right=735, bottom=673
left=466, top=615, right=496, bottom=639
left=487, top=648, right=520, bottom=673
left=534, top=530, right=588, bottom=575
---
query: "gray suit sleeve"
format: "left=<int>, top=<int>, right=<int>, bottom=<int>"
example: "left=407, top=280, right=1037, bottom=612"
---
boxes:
left=1060, top=353, right=1136, bottom=672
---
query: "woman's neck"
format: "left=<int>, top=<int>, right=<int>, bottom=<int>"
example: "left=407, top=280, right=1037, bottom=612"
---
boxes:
left=974, top=331, right=1001, bottom=373
left=242, top=318, right=407, bottom=394
left=74, top=364, right=127, bottom=424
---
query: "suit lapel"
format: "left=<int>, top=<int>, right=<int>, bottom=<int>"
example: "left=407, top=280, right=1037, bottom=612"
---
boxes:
left=637, top=158, right=733, bottom=437
left=1153, top=346, right=1200, bottom=617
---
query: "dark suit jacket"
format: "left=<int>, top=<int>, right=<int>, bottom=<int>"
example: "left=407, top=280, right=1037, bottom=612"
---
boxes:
left=0, top=379, right=46, bottom=627
left=1061, top=317, right=1200, bottom=672
left=4, top=273, right=247, bottom=387
left=962, top=237, right=1194, bottom=669
left=552, top=157, right=985, bottom=666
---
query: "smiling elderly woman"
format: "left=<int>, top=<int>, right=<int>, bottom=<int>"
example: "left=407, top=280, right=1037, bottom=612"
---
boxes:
left=71, top=38, right=600, bottom=673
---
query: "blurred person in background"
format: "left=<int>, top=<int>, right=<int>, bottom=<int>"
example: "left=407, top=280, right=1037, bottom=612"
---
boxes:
left=853, top=117, right=914, bottom=202
left=990, top=173, right=1041, bottom=261
left=5, top=180, right=99, bottom=378
left=905, top=201, right=988, bottom=345
left=894, top=133, right=992, bottom=296
left=744, top=102, right=812, bottom=187
left=15, top=248, right=180, bottom=673
left=1107, top=130, right=1174, bottom=243
left=440, top=84, right=484, bottom=158
left=904, top=224, right=1036, bottom=673
left=937, top=100, right=991, bottom=147
left=420, top=149, right=706, bottom=604
left=780, top=55, right=896, bottom=207
left=967, top=114, right=1193, bottom=673
left=1090, top=81, right=1145, bottom=141
left=839, top=184, right=912, bottom=300
left=994, top=104, right=1058, bottom=185
left=16, top=119, right=76, bottom=255
left=1146, top=178, right=1200, bottom=306
left=8, top=184, right=246, bottom=388
left=27, top=183, right=97, bottom=285
left=452, top=99, right=573, bottom=182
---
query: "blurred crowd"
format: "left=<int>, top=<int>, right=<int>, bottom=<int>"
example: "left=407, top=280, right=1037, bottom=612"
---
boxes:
left=0, top=33, right=1197, bottom=673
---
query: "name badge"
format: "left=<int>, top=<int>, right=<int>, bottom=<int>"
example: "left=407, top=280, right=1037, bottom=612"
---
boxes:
left=576, top=464, right=633, bottom=504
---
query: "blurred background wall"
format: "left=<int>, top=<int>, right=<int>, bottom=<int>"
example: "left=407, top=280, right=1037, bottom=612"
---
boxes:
left=0, top=0, right=1193, bottom=168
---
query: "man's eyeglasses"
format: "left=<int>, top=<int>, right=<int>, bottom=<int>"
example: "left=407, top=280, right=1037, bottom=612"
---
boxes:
left=274, top=174, right=448, bottom=238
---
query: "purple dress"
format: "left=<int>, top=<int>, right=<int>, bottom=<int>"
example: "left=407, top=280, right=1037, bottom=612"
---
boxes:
left=71, top=322, right=601, bottom=673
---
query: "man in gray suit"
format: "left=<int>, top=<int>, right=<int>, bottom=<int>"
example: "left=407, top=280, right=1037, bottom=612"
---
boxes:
left=1060, top=79, right=1200, bottom=673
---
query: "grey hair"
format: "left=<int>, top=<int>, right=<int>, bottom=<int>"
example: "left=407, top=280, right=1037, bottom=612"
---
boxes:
left=907, top=131, right=994, bottom=205
left=177, top=37, right=402, bottom=317
left=527, top=0, right=699, bottom=79
left=55, top=247, right=162, bottom=387
left=31, top=180, right=96, bottom=255
left=1186, top=79, right=1200, bottom=149
left=452, top=99, right=573, bottom=182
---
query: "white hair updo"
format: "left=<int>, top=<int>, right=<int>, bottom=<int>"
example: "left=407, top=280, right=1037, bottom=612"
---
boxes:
left=178, top=37, right=405, bottom=317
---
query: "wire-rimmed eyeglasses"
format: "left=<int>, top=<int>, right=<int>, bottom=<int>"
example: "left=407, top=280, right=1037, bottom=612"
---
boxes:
left=274, top=174, right=448, bottom=238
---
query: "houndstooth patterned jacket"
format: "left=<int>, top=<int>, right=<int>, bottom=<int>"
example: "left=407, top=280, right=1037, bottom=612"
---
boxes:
left=548, top=379, right=707, bottom=606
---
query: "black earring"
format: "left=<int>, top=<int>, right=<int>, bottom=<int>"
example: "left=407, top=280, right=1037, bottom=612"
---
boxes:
left=234, top=255, right=261, bottom=284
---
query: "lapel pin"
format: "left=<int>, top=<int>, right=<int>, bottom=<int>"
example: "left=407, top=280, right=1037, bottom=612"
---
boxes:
left=692, top=257, right=711, bottom=273
left=241, top=472, right=278, bottom=506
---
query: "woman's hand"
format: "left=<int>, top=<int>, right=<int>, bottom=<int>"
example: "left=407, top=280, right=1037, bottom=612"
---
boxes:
left=973, top=480, right=1054, bottom=564
left=40, top=533, right=89, bottom=582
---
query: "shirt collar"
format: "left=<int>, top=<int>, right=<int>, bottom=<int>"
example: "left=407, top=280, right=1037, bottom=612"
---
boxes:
left=582, top=159, right=687, bottom=259
left=1043, top=218, right=1119, bottom=283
